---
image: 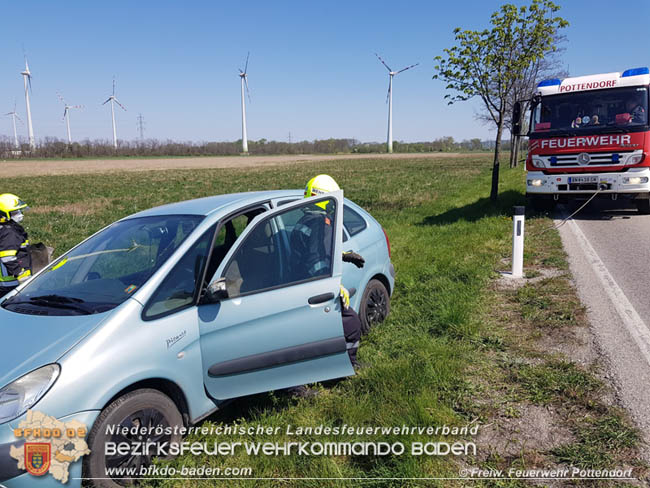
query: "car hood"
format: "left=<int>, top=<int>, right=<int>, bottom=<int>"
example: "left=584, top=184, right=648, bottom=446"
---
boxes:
left=0, top=307, right=112, bottom=388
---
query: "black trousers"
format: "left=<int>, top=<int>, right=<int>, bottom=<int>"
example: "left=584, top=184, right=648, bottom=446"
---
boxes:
left=342, top=307, right=361, bottom=367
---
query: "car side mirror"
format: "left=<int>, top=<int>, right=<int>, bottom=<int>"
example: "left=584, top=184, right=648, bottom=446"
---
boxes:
left=202, top=278, right=229, bottom=304
left=512, top=101, right=522, bottom=136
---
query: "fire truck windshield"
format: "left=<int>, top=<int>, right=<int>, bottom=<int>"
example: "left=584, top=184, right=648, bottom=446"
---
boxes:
left=531, top=86, right=648, bottom=135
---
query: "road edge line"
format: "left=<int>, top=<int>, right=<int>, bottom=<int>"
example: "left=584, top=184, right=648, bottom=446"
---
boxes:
left=566, top=218, right=650, bottom=365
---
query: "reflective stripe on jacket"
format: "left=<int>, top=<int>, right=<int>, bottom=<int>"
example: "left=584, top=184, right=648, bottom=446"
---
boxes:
left=0, top=222, right=31, bottom=285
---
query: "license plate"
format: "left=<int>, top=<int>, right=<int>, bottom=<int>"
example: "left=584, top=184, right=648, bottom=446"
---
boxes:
left=568, top=176, right=598, bottom=184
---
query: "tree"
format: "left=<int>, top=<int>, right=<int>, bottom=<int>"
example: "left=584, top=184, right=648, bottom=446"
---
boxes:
left=433, top=0, right=568, bottom=201
left=474, top=39, right=568, bottom=168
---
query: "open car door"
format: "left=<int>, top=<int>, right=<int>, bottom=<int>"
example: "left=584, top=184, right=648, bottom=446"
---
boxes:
left=198, top=190, right=354, bottom=400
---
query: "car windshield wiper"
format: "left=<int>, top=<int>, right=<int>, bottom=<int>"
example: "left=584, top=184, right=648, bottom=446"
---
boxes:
left=6, top=295, right=94, bottom=314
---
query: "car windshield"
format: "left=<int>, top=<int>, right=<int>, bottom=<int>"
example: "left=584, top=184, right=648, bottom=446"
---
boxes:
left=2, top=215, right=203, bottom=316
left=531, top=86, right=648, bottom=134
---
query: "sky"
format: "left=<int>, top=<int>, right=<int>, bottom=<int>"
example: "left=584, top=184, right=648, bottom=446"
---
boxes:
left=0, top=0, right=649, bottom=145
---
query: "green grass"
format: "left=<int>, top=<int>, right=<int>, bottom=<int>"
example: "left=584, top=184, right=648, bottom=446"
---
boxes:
left=2, top=155, right=644, bottom=485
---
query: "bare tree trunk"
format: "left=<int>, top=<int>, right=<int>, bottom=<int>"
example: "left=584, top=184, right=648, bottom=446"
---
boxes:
left=490, top=118, right=504, bottom=202
left=513, top=136, right=521, bottom=168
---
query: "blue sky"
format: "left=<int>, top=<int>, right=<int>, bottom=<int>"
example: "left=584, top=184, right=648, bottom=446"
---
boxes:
left=0, top=0, right=649, bottom=144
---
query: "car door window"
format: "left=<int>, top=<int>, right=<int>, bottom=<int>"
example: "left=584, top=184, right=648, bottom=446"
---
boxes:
left=204, top=208, right=266, bottom=284
left=343, top=205, right=367, bottom=237
left=222, top=200, right=337, bottom=297
left=143, top=226, right=214, bottom=320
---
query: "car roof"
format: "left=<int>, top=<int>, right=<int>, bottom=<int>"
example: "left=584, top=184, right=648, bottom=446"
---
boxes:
left=126, top=190, right=304, bottom=219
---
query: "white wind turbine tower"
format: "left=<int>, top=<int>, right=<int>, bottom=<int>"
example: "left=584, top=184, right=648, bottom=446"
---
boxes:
left=238, top=52, right=251, bottom=154
left=375, top=53, right=418, bottom=153
left=4, top=102, right=23, bottom=150
left=57, top=94, right=83, bottom=144
left=20, top=58, right=35, bottom=150
left=102, top=78, right=127, bottom=149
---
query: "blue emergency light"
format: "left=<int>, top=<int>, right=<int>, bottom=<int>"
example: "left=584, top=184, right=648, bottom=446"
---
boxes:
left=537, top=78, right=562, bottom=87
left=622, top=67, right=649, bottom=77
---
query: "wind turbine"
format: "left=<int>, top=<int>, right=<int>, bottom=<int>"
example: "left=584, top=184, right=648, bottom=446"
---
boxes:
left=102, top=78, right=127, bottom=149
left=4, top=102, right=23, bottom=150
left=20, top=58, right=35, bottom=150
left=375, top=53, right=418, bottom=153
left=238, top=52, right=251, bottom=154
left=57, top=94, right=83, bottom=144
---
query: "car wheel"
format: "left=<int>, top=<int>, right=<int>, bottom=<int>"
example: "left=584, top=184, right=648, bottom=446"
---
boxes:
left=84, top=388, right=183, bottom=488
left=359, top=279, right=390, bottom=335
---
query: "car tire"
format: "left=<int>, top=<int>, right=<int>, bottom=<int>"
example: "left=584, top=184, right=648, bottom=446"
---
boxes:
left=359, top=279, right=390, bottom=335
left=83, top=388, right=184, bottom=488
left=637, top=198, right=650, bottom=214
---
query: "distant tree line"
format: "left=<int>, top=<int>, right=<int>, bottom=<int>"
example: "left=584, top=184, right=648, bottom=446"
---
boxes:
left=0, top=135, right=511, bottom=159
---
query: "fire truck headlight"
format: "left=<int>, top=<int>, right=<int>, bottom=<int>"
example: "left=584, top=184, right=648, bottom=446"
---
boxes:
left=627, top=153, right=645, bottom=165
left=531, top=158, right=545, bottom=168
left=623, top=176, right=649, bottom=185
left=527, top=179, right=544, bottom=187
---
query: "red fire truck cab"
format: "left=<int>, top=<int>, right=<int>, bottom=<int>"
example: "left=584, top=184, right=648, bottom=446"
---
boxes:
left=522, top=67, right=650, bottom=213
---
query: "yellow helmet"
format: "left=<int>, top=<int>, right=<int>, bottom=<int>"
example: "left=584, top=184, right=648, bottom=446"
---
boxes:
left=304, top=175, right=340, bottom=210
left=0, top=193, right=28, bottom=222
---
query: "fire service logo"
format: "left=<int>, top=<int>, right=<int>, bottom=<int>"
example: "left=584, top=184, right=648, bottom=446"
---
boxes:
left=9, top=410, right=90, bottom=484
left=25, top=443, right=51, bottom=476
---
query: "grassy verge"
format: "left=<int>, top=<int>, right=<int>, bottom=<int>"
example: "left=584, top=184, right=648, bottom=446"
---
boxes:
left=2, top=155, right=645, bottom=486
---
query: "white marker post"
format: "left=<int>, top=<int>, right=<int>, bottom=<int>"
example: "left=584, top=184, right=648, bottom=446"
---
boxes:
left=512, top=206, right=525, bottom=278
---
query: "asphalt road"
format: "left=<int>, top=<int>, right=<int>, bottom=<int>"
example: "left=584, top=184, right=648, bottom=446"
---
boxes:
left=557, top=198, right=650, bottom=458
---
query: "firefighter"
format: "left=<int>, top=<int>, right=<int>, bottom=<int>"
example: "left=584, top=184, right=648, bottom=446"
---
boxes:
left=293, top=174, right=365, bottom=367
left=0, top=194, right=31, bottom=297
left=625, top=98, right=646, bottom=124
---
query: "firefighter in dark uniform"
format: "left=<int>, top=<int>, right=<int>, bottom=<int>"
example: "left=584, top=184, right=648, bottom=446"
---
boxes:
left=0, top=194, right=31, bottom=297
left=291, top=175, right=365, bottom=368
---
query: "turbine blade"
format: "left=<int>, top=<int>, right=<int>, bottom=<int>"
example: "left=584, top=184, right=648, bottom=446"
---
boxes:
left=112, top=77, right=116, bottom=96
left=396, top=63, right=419, bottom=74
left=244, top=51, right=250, bottom=74
left=63, top=107, right=67, bottom=119
left=28, top=75, right=32, bottom=93
left=114, top=98, right=127, bottom=111
left=15, top=114, right=23, bottom=124
left=57, top=93, right=65, bottom=104
left=375, top=53, right=392, bottom=72
left=102, top=98, right=111, bottom=105
left=386, top=77, right=391, bottom=104
left=245, top=76, right=251, bottom=103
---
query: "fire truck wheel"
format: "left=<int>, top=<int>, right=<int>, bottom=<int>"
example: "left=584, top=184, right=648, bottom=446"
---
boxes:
left=636, top=199, right=650, bottom=214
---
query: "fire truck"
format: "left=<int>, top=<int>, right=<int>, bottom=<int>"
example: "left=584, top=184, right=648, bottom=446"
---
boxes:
left=514, top=67, right=650, bottom=213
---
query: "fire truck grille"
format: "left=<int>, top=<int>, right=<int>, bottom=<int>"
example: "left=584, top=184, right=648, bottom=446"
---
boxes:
left=546, top=151, right=634, bottom=167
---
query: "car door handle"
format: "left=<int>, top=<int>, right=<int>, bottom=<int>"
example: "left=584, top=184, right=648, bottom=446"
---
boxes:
left=308, top=292, right=335, bottom=305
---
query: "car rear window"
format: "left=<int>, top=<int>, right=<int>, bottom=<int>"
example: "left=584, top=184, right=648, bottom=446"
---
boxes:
left=343, top=206, right=367, bottom=237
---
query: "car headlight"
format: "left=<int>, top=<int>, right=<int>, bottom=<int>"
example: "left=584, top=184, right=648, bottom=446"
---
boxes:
left=527, top=179, right=544, bottom=187
left=0, top=364, right=60, bottom=424
left=623, top=176, right=649, bottom=185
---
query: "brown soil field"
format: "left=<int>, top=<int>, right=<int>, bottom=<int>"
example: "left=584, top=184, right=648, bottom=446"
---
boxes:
left=0, top=152, right=488, bottom=176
